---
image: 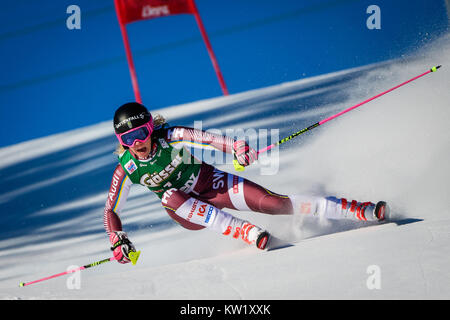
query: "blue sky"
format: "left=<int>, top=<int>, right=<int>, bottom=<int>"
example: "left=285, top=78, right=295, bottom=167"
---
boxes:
left=0, top=0, right=448, bottom=148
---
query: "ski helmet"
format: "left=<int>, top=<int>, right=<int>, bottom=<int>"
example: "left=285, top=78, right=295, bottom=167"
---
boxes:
left=113, top=102, right=153, bottom=134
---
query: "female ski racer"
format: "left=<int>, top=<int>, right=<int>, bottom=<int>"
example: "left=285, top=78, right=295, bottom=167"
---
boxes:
left=104, top=102, right=388, bottom=263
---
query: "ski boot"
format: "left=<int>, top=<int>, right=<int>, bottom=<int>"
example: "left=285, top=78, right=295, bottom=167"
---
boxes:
left=243, top=222, right=270, bottom=250
left=225, top=221, right=270, bottom=250
left=374, top=201, right=389, bottom=221
left=324, top=197, right=389, bottom=222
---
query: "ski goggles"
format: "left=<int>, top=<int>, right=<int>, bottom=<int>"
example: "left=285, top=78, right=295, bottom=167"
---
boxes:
left=115, top=122, right=154, bottom=148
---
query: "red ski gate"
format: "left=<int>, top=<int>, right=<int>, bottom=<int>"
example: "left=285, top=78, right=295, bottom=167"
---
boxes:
left=114, top=0, right=229, bottom=103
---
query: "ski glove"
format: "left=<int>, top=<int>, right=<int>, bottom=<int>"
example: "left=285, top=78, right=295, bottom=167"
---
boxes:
left=233, top=140, right=257, bottom=167
left=110, top=231, right=136, bottom=264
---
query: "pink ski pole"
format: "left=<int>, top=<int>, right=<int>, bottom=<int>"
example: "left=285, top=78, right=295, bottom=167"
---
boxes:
left=233, top=65, right=442, bottom=171
left=19, top=257, right=116, bottom=287
left=19, top=251, right=140, bottom=287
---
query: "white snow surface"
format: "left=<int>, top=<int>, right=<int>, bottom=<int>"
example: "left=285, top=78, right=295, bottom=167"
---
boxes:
left=1, top=35, right=450, bottom=300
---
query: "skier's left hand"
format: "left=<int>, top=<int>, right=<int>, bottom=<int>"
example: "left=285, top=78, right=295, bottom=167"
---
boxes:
left=233, top=140, right=257, bottom=167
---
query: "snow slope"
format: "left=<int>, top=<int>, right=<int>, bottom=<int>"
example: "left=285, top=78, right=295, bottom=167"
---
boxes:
left=0, top=34, right=449, bottom=300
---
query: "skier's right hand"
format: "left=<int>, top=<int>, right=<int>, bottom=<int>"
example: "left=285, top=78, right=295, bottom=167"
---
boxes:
left=233, top=140, right=257, bottom=167
left=110, top=231, right=136, bottom=264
